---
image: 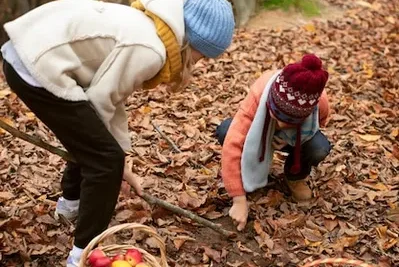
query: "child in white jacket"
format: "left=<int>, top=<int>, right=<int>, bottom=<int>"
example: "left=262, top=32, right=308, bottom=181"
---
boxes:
left=1, top=0, right=235, bottom=265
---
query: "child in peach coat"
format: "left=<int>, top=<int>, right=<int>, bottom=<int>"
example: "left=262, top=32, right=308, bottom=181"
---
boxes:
left=216, top=54, right=331, bottom=230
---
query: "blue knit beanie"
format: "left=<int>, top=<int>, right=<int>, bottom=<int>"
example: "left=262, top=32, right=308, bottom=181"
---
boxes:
left=184, top=0, right=235, bottom=58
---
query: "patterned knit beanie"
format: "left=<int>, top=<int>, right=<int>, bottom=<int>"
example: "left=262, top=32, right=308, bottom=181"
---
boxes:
left=260, top=54, right=329, bottom=174
left=268, top=54, right=329, bottom=124
left=184, top=0, right=235, bottom=58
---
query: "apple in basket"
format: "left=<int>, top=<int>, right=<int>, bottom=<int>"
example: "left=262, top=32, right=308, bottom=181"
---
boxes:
left=125, top=249, right=143, bottom=266
left=88, top=249, right=112, bottom=267
left=112, top=254, right=125, bottom=261
left=111, top=260, right=132, bottom=267
left=136, top=263, right=151, bottom=267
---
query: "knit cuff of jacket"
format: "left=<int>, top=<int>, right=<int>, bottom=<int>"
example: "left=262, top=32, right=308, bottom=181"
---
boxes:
left=131, top=0, right=182, bottom=89
left=224, top=181, right=246, bottom=198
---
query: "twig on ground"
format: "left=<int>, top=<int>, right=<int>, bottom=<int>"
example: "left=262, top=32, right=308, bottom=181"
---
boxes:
left=0, top=119, right=74, bottom=162
left=142, top=193, right=236, bottom=238
left=150, top=120, right=214, bottom=173
left=0, top=120, right=236, bottom=238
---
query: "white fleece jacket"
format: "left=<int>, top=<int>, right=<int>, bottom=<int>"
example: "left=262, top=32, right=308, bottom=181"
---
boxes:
left=3, top=0, right=185, bottom=151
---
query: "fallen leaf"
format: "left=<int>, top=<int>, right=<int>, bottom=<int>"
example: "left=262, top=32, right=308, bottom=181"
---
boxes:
left=303, top=23, right=316, bottom=32
left=156, top=149, right=169, bottom=163
left=301, top=228, right=323, bottom=242
left=358, top=134, right=381, bottom=142
left=183, top=124, right=196, bottom=138
left=256, top=190, right=284, bottom=207
left=393, top=145, right=399, bottom=160
left=145, top=237, right=160, bottom=249
left=173, top=236, right=195, bottom=250
left=204, top=211, right=223, bottom=220
left=227, top=261, right=245, bottom=267
left=0, top=191, right=14, bottom=201
left=0, top=88, right=12, bottom=99
left=386, top=16, right=395, bottom=24
left=324, top=219, right=339, bottom=232
left=178, top=191, right=206, bottom=209
left=202, top=246, right=221, bottom=263
left=36, top=215, right=58, bottom=225
left=115, top=210, right=134, bottom=222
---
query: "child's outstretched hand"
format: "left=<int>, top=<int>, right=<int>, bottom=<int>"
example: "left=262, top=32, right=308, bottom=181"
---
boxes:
left=122, top=158, right=143, bottom=196
left=229, top=195, right=248, bottom=231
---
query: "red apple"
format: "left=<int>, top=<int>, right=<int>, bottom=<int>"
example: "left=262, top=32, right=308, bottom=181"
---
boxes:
left=136, top=263, right=151, bottom=267
left=112, top=254, right=125, bottom=262
left=125, top=249, right=143, bottom=266
left=92, top=257, right=112, bottom=267
left=88, top=249, right=107, bottom=266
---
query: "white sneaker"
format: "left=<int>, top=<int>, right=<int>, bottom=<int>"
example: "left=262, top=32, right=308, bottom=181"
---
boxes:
left=66, top=246, right=83, bottom=267
left=55, top=197, right=79, bottom=221
left=66, top=254, right=79, bottom=267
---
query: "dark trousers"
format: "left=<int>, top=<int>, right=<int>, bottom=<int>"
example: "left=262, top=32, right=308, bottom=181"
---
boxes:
left=215, top=118, right=331, bottom=181
left=3, top=61, right=125, bottom=248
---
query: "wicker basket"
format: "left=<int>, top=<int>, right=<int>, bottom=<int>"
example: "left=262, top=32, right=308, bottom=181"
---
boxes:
left=79, top=223, right=168, bottom=267
left=300, top=258, right=376, bottom=267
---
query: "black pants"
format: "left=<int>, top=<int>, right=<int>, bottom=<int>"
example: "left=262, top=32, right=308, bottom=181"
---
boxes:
left=215, top=118, right=331, bottom=181
left=3, top=61, right=125, bottom=248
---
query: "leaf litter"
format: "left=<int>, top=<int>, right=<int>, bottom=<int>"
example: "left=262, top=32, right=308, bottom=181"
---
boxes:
left=0, top=0, right=398, bottom=266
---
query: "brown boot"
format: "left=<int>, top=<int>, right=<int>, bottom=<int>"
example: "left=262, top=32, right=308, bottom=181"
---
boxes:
left=286, top=179, right=312, bottom=201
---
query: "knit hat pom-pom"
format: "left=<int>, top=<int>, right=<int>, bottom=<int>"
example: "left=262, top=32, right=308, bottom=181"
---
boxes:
left=301, top=54, right=322, bottom=70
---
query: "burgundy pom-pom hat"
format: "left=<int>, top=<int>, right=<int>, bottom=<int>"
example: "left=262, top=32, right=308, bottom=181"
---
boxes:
left=267, top=54, right=329, bottom=124
left=260, top=54, right=329, bottom=174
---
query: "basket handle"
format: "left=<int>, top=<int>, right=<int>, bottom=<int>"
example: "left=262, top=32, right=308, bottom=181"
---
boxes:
left=79, top=223, right=168, bottom=267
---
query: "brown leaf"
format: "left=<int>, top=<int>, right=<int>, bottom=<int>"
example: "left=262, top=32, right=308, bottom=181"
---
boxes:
left=145, top=237, right=160, bottom=249
left=227, top=261, right=245, bottom=267
left=0, top=88, right=12, bottom=99
left=173, top=236, right=195, bottom=250
left=236, top=241, right=253, bottom=253
left=156, top=149, right=169, bottom=163
left=204, top=211, right=223, bottom=220
left=393, top=145, right=399, bottom=160
left=324, top=219, right=339, bottom=232
left=173, top=238, right=186, bottom=250
left=178, top=190, right=206, bottom=209
left=300, top=228, right=323, bottom=242
left=358, top=134, right=381, bottom=142
left=36, top=215, right=58, bottom=225
left=334, top=236, right=359, bottom=250
left=256, top=190, right=284, bottom=207
left=183, top=124, right=196, bottom=138
left=0, top=191, right=14, bottom=201
left=115, top=210, right=134, bottom=222
left=195, top=95, right=213, bottom=107
left=202, top=246, right=221, bottom=263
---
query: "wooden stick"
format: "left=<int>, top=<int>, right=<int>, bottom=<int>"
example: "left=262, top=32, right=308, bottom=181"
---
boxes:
left=150, top=121, right=213, bottom=173
left=0, top=119, right=74, bottom=162
left=151, top=121, right=182, bottom=153
left=0, top=120, right=236, bottom=238
left=142, top=193, right=236, bottom=238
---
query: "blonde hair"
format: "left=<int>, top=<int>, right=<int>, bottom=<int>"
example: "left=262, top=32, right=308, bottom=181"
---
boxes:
left=167, top=41, right=194, bottom=93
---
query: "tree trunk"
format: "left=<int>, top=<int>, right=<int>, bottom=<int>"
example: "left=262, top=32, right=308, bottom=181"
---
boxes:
left=230, top=0, right=258, bottom=27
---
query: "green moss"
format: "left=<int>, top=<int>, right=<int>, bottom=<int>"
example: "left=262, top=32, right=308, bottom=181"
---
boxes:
left=263, top=0, right=321, bottom=17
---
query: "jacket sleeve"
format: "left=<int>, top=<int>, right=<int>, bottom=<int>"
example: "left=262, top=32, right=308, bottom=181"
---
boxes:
left=318, top=90, right=330, bottom=127
left=85, top=45, right=163, bottom=151
left=221, top=72, right=273, bottom=197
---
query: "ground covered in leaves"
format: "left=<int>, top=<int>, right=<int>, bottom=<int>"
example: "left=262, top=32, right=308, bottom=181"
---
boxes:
left=1, top=0, right=398, bottom=266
